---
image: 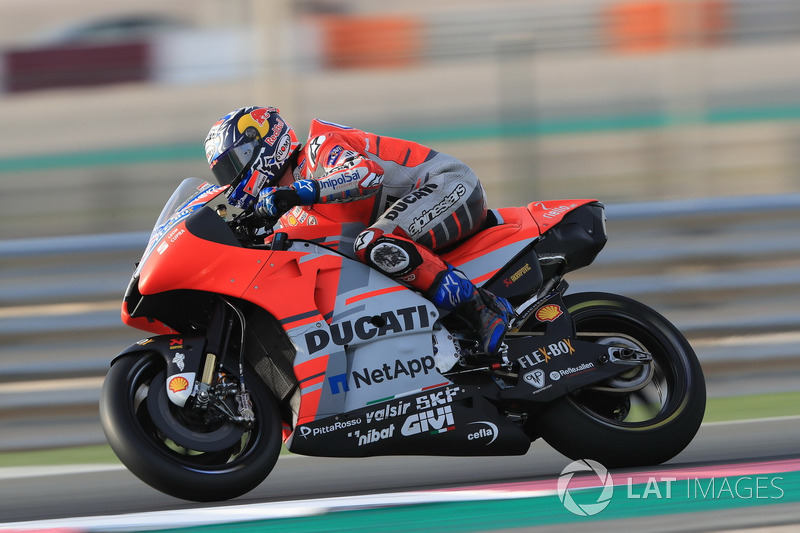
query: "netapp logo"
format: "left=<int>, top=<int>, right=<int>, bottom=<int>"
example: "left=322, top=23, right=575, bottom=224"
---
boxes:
left=352, top=356, right=436, bottom=389
left=305, top=305, right=430, bottom=354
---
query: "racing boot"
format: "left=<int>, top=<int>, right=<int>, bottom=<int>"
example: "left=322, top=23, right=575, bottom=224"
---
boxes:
left=430, top=265, right=514, bottom=356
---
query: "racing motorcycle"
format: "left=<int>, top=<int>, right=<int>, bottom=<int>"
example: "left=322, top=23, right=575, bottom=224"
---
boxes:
left=100, top=177, right=706, bottom=502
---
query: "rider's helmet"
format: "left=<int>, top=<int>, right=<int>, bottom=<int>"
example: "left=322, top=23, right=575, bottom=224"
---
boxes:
left=204, top=106, right=300, bottom=208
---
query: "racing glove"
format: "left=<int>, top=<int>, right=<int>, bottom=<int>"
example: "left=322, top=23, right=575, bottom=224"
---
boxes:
left=255, top=179, right=319, bottom=219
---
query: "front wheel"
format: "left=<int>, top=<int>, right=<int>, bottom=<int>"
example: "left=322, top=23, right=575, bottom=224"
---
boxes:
left=535, top=292, right=706, bottom=467
left=100, top=354, right=283, bottom=501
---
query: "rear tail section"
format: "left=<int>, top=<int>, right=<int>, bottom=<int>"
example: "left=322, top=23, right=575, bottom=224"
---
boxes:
left=444, top=201, right=607, bottom=305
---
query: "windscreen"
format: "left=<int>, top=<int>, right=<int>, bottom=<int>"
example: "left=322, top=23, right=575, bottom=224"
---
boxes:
left=134, top=178, right=226, bottom=276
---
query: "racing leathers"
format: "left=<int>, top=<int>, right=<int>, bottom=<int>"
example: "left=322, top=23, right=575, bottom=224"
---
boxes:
left=257, top=119, right=513, bottom=356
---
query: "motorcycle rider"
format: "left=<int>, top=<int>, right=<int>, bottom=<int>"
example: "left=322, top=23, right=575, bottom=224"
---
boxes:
left=204, top=106, right=513, bottom=356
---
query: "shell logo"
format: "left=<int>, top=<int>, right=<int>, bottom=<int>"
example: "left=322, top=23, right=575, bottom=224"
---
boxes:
left=535, top=304, right=563, bottom=322
left=168, top=376, right=189, bottom=393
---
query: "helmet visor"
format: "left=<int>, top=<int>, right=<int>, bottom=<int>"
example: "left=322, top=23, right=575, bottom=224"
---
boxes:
left=210, top=137, right=261, bottom=186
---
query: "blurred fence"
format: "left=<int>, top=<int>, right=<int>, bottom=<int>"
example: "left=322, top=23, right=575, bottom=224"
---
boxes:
left=4, top=0, right=800, bottom=88
left=1, top=194, right=800, bottom=450
left=3, top=1, right=800, bottom=243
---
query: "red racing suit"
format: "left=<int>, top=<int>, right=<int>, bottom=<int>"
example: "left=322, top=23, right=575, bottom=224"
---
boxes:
left=288, top=119, right=488, bottom=295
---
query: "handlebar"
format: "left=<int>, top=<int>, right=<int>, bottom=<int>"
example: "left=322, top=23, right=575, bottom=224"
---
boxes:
left=229, top=210, right=281, bottom=246
left=232, top=209, right=269, bottom=229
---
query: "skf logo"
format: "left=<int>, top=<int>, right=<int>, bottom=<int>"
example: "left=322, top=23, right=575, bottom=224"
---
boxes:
left=168, top=376, right=189, bottom=393
left=535, top=304, right=563, bottom=322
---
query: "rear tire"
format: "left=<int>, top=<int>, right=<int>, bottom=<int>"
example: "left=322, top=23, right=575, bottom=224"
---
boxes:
left=534, top=292, right=705, bottom=467
left=100, top=353, right=282, bottom=501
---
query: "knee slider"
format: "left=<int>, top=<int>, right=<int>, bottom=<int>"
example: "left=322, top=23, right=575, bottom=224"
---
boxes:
left=355, top=232, right=423, bottom=277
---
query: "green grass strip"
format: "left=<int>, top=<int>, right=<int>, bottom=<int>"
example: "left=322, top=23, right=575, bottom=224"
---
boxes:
left=0, top=142, right=199, bottom=173
left=1, top=390, right=798, bottom=468
left=703, top=390, right=800, bottom=423
left=2, top=104, right=800, bottom=174
left=0, top=444, right=119, bottom=467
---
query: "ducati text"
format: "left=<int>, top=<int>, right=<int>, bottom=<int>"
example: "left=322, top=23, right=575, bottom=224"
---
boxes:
left=305, top=305, right=430, bottom=355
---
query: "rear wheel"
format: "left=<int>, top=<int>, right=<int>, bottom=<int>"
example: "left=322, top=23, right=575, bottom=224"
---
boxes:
left=533, top=292, right=705, bottom=467
left=100, top=353, right=282, bottom=501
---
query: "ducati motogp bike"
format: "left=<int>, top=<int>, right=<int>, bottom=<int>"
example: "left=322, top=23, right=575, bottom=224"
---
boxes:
left=100, top=177, right=706, bottom=501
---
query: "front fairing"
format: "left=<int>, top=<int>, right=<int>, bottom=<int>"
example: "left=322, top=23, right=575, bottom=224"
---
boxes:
left=134, top=178, right=228, bottom=278
left=122, top=178, right=255, bottom=333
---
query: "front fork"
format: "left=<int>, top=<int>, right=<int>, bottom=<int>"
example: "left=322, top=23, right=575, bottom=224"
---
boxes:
left=189, top=297, right=256, bottom=427
left=117, top=297, right=255, bottom=427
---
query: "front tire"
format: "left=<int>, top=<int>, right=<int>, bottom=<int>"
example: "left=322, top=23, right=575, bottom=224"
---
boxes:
left=100, top=354, right=282, bottom=501
left=534, top=292, right=706, bottom=467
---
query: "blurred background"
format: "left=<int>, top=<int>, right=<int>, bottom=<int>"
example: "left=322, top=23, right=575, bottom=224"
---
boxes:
left=1, top=0, right=800, bottom=452
left=1, top=0, right=799, bottom=239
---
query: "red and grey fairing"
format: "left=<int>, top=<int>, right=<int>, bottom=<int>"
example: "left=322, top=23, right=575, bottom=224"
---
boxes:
left=444, top=200, right=607, bottom=305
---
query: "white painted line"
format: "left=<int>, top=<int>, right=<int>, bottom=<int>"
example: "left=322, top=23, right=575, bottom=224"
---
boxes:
left=0, top=487, right=555, bottom=531
left=701, top=414, right=800, bottom=427
left=0, top=463, right=125, bottom=480
left=0, top=454, right=307, bottom=481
